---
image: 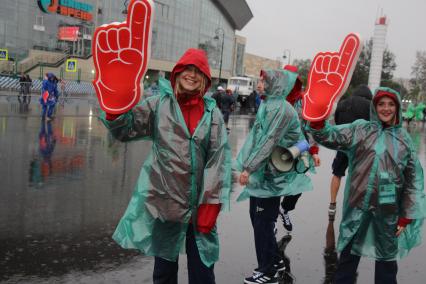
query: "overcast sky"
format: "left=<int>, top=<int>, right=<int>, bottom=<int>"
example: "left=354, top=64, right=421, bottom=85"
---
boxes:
left=238, top=0, right=426, bottom=79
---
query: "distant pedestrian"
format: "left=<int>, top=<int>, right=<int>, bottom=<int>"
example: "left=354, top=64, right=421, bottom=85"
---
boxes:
left=18, top=72, right=26, bottom=97
left=220, top=88, right=235, bottom=130
left=40, top=73, right=59, bottom=121
left=211, top=85, right=225, bottom=110
left=24, top=74, right=32, bottom=102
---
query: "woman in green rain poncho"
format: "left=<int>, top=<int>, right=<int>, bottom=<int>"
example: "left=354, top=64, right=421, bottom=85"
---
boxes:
left=101, top=48, right=231, bottom=284
left=308, top=87, right=426, bottom=284
left=235, top=69, right=313, bottom=284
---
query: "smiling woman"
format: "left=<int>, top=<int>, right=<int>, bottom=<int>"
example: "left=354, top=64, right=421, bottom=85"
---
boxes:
left=373, top=90, right=399, bottom=126
left=175, top=65, right=207, bottom=96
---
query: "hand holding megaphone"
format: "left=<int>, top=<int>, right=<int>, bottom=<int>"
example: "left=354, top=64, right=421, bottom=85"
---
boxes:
left=271, top=140, right=310, bottom=173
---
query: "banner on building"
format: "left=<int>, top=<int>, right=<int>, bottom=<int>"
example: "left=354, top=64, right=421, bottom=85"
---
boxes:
left=58, top=27, right=80, bottom=41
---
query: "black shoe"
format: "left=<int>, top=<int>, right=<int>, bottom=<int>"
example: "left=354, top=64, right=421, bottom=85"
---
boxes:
left=253, top=259, right=285, bottom=274
left=280, top=208, right=293, bottom=232
left=244, top=271, right=278, bottom=284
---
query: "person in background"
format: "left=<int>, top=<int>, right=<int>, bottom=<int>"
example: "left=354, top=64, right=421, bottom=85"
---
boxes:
left=308, top=87, right=425, bottom=283
left=219, top=88, right=235, bottom=131
left=211, top=85, right=225, bottom=110
left=328, top=85, right=372, bottom=221
left=24, top=74, right=32, bottom=102
left=39, top=73, right=59, bottom=121
left=18, top=72, right=26, bottom=98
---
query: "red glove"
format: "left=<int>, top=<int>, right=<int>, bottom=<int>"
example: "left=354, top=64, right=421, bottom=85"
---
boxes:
left=309, top=145, right=319, bottom=155
left=398, top=217, right=412, bottom=228
left=302, top=34, right=361, bottom=122
left=92, top=0, right=153, bottom=114
left=310, top=120, right=325, bottom=130
left=105, top=113, right=121, bottom=121
left=197, top=204, right=221, bottom=234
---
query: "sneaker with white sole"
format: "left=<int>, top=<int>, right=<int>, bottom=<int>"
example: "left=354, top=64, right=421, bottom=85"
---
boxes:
left=253, top=259, right=286, bottom=274
left=244, top=271, right=278, bottom=284
left=279, top=208, right=293, bottom=232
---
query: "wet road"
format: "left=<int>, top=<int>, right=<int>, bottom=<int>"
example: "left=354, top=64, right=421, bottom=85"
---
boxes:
left=1, top=93, right=425, bottom=283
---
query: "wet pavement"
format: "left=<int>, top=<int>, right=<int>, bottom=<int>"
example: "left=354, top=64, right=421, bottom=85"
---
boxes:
left=1, top=92, right=426, bottom=283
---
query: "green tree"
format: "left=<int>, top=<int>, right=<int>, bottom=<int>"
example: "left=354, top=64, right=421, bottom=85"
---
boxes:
left=293, top=58, right=311, bottom=87
left=411, top=51, right=426, bottom=102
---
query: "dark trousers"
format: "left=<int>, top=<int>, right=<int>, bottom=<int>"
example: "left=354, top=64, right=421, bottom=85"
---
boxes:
left=42, top=103, right=56, bottom=118
left=281, top=193, right=302, bottom=212
left=153, top=224, right=215, bottom=284
left=334, top=240, right=398, bottom=284
left=222, top=110, right=230, bottom=124
left=249, top=196, right=281, bottom=274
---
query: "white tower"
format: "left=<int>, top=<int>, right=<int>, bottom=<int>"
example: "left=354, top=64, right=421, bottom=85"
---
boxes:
left=368, top=16, right=388, bottom=92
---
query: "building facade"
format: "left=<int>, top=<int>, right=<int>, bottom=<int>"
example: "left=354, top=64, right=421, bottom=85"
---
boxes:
left=0, top=0, right=252, bottom=83
left=243, top=52, right=282, bottom=78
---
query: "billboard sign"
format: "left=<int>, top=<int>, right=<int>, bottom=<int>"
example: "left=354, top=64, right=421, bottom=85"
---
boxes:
left=38, top=0, right=93, bottom=22
left=58, top=26, right=79, bottom=41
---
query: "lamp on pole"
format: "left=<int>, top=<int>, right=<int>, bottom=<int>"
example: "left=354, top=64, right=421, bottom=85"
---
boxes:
left=283, top=49, right=291, bottom=65
left=214, top=27, right=225, bottom=85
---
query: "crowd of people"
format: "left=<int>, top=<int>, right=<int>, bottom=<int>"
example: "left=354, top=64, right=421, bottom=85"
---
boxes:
left=96, top=47, right=425, bottom=284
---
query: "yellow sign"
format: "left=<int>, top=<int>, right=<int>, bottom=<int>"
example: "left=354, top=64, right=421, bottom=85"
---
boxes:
left=65, top=59, right=77, bottom=72
left=0, top=49, right=8, bottom=61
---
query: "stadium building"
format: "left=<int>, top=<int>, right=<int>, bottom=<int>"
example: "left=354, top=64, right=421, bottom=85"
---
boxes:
left=0, top=0, right=252, bottom=86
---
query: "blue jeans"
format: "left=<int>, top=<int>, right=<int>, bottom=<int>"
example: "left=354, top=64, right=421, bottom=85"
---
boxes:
left=153, top=224, right=215, bottom=284
left=333, top=240, right=398, bottom=284
left=249, top=196, right=281, bottom=274
left=41, top=102, right=56, bottom=118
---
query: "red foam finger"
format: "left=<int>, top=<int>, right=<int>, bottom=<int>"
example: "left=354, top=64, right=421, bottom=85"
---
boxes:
left=322, top=55, right=332, bottom=73
left=118, top=28, right=131, bottom=49
left=314, top=55, right=324, bottom=73
left=128, top=0, right=153, bottom=50
left=337, top=34, right=361, bottom=76
left=96, top=29, right=109, bottom=52
left=330, top=55, right=340, bottom=72
left=107, top=29, right=119, bottom=50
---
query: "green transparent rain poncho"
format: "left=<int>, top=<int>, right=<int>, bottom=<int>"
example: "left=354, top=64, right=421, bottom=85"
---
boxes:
left=101, top=78, right=232, bottom=267
left=403, top=103, right=416, bottom=120
left=235, top=69, right=313, bottom=201
left=308, top=87, right=426, bottom=260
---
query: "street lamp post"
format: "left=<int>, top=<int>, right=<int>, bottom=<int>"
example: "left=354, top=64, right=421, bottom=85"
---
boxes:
left=283, top=49, right=291, bottom=65
left=214, top=27, right=225, bottom=85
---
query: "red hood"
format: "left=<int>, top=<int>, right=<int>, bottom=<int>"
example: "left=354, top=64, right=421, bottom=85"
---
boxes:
left=283, top=65, right=303, bottom=106
left=170, top=48, right=211, bottom=95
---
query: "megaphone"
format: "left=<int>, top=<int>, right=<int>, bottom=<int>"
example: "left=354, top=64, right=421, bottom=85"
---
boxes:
left=271, top=140, right=310, bottom=172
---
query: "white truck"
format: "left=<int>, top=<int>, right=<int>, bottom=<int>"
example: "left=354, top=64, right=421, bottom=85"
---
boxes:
left=227, top=76, right=257, bottom=108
